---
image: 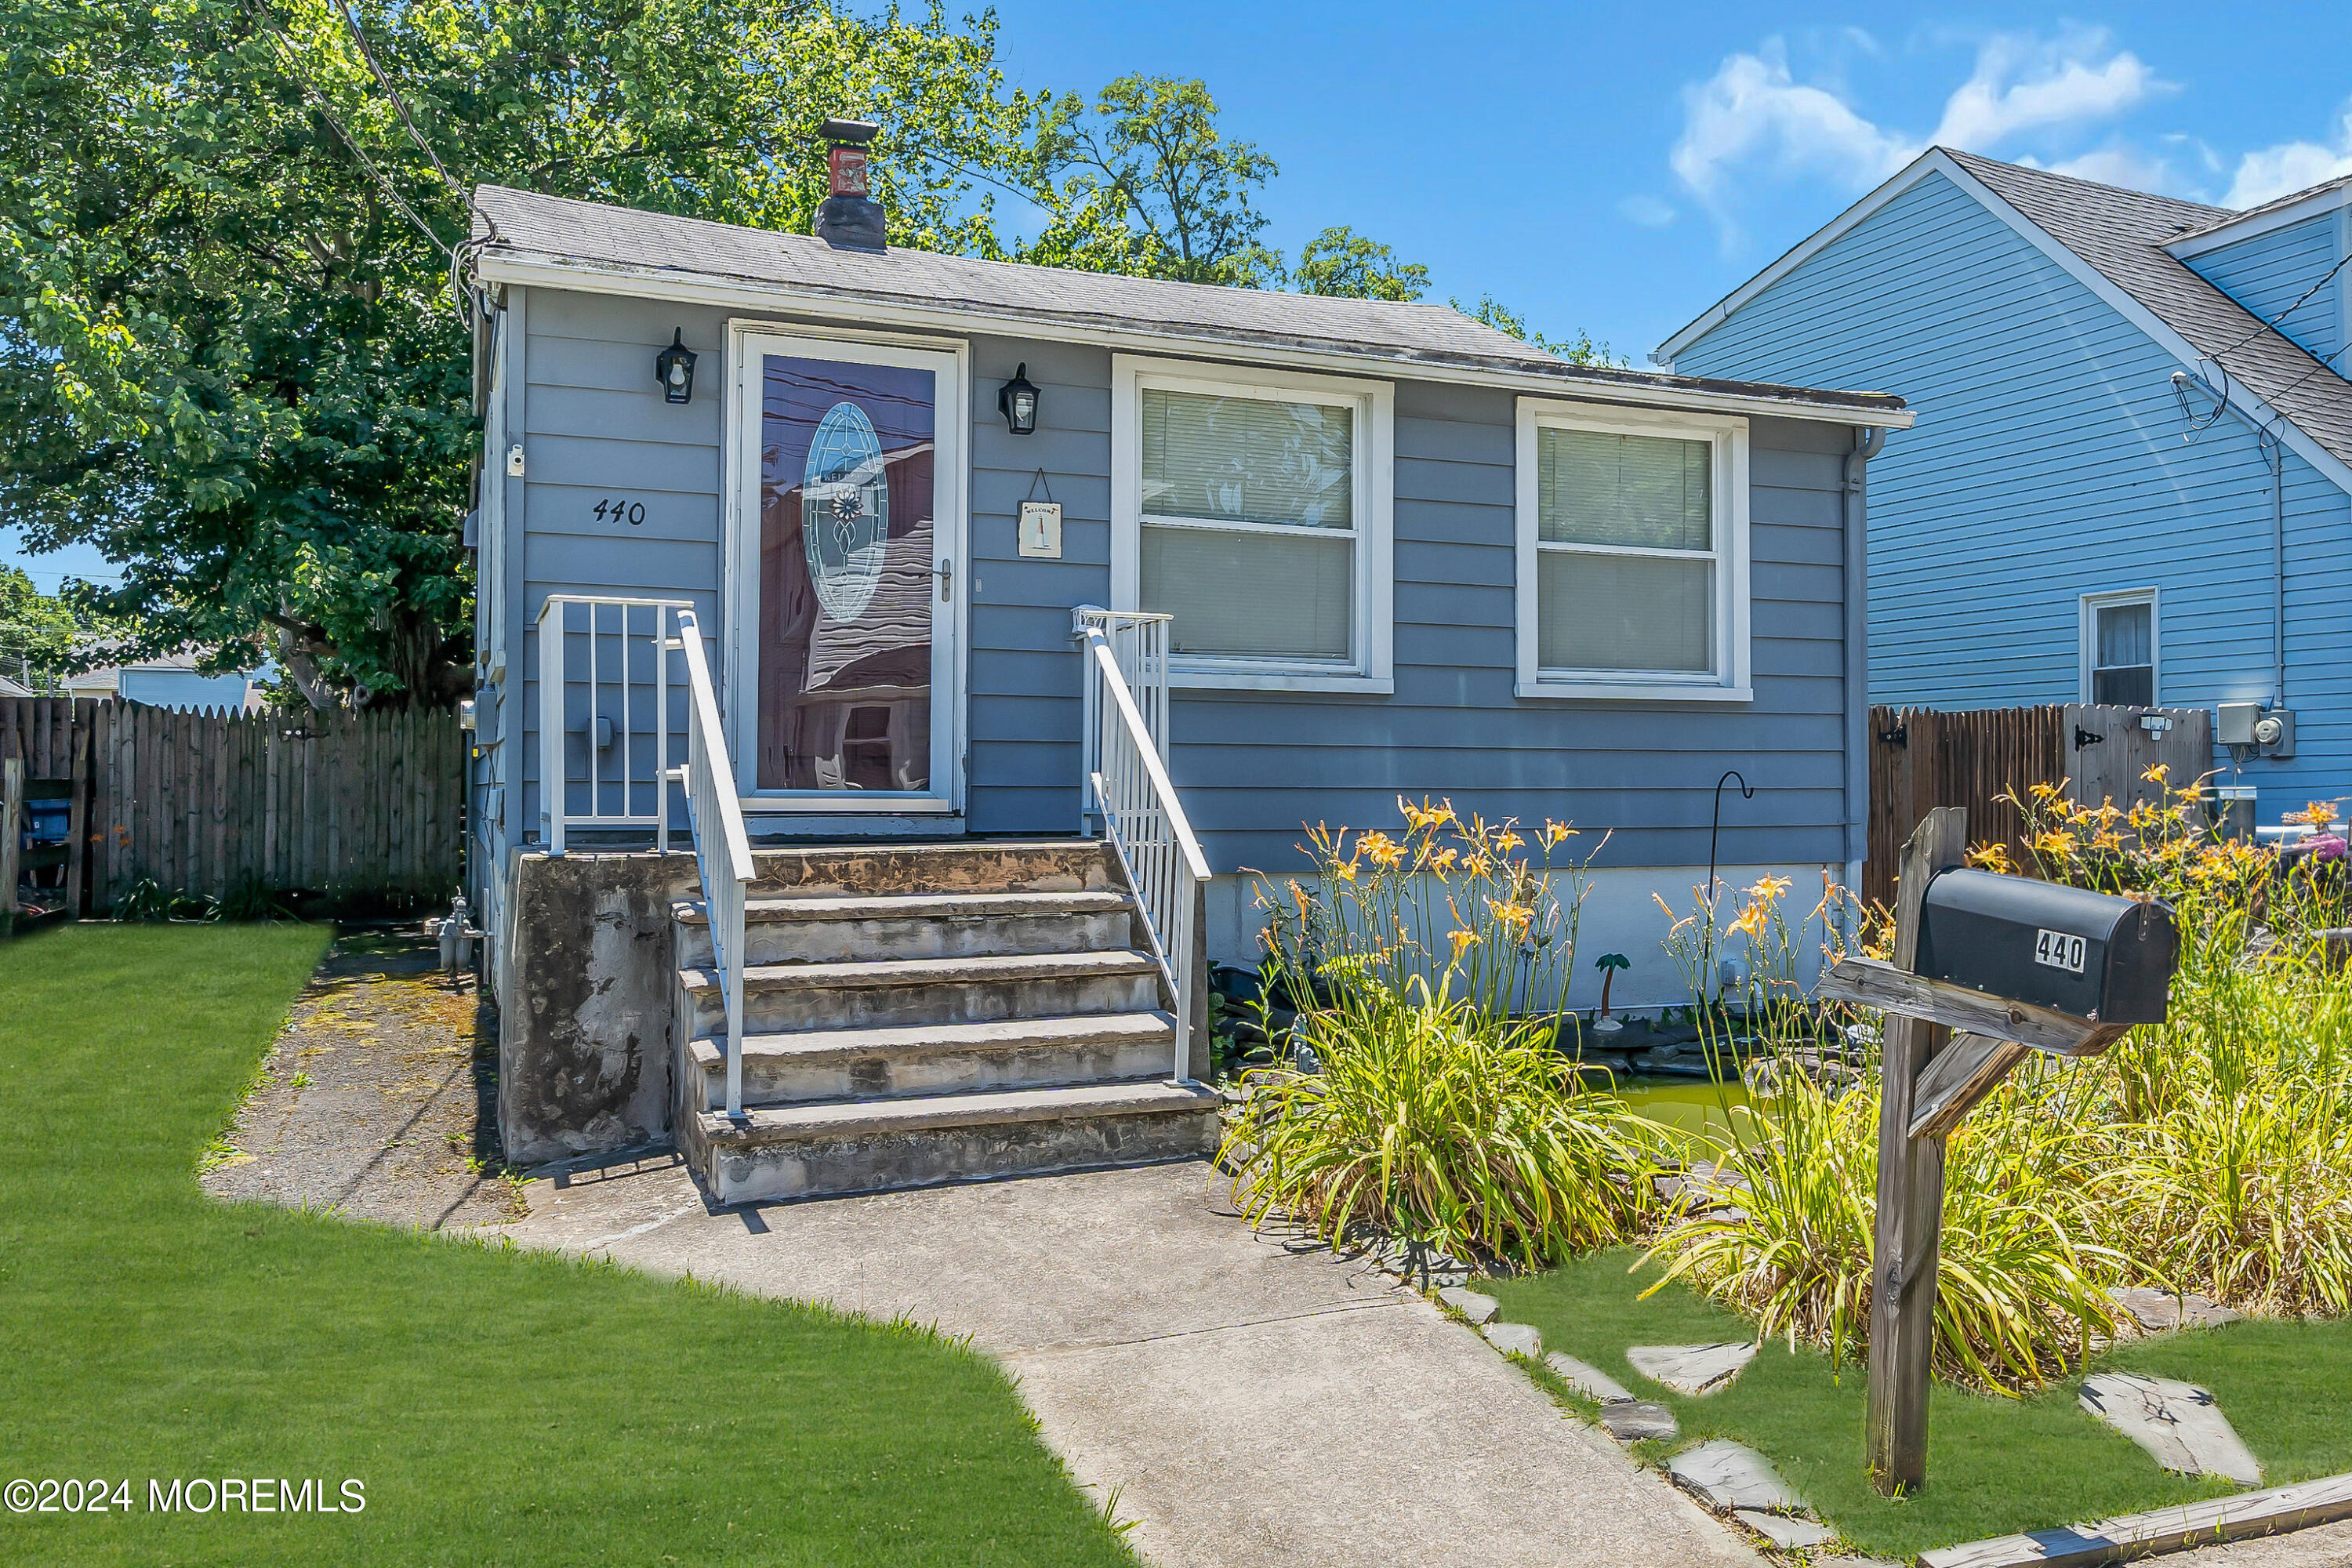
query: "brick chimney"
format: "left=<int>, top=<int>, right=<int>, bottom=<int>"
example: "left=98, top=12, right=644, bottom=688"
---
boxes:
left=814, top=118, right=885, bottom=252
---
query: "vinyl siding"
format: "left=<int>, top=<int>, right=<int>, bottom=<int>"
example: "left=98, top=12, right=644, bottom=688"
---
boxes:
left=2183, top=212, right=2345, bottom=367
left=481, top=285, right=1867, bottom=883
left=1669, top=171, right=2352, bottom=823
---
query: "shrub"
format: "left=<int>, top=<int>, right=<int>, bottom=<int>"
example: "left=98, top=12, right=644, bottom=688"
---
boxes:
left=1225, top=989, right=1661, bottom=1269
left=1644, top=876, right=2129, bottom=1392
left=1648, top=776, right=2352, bottom=1392
left=1222, top=799, right=1661, bottom=1268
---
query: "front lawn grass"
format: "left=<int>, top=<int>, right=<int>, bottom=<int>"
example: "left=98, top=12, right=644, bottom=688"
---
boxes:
left=1490, top=1249, right=2352, bottom=1563
left=0, top=923, right=1138, bottom=1567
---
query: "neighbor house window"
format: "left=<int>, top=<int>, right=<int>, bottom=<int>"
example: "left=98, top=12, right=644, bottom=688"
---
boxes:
left=1515, top=401, right=1750, bottom=700
left=1112, top=358, right=1393, bottom=691
left=2083, top=590, right=2157, bottom=706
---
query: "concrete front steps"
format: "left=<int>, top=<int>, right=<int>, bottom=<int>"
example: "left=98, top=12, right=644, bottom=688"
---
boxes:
left=673, top=840, right=1218, bottom=1204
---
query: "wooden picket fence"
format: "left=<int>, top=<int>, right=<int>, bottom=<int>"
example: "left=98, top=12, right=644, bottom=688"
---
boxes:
left=1864, top=702, right=2212, bottom=908
left=2, top=696, right=464, bottom=915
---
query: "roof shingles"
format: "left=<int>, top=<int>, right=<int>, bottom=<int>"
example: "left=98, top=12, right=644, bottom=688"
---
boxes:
left=470, top=185, right=1904, bottom=419
left=1944, top=148, right=2352, bottom=470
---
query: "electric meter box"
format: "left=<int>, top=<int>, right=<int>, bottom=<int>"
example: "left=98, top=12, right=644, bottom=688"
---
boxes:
left=1914, top=868, right=2177, bottom=1025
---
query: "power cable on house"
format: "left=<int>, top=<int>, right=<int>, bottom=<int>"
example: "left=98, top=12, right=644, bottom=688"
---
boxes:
left=324, top=0, right=502, bottom=321
left=2176, top=246, right=2352, bottom=441
left=328, top=0, right=470, bottom=214
left=255, top=21, right=452, bottom=260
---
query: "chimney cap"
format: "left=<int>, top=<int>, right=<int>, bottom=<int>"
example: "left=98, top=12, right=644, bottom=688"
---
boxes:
left=821, top=118, right=879, bottom=145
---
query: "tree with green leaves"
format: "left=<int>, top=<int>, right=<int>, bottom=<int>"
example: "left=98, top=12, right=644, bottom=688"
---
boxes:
left=1293, top=227, right=1431, bottom=302
left=1029, top=74, right=1286, bottom=289
left=1453, top=294, right=1627, bottom=368
left=0, top=0, right=1050, bottom=706
left=0, top=566, right=82, bottom=692
left=2, top=7, right=1610, bottom=709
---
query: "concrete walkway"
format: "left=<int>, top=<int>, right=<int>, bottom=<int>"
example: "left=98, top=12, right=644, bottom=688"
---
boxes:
left=510, top=1156, right=1759, bottom=1568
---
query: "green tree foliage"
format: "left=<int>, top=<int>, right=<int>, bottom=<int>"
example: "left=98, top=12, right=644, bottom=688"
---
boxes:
left=0, top=565, right=82, bottom=691
left=1453, top=294, right=1628, bottom=368
left=1029, top=74, right=1286, bottom=288
left=0, top=0, right=1047, bottom=706
left=1292, top=227, right=1431, bottom=302
left=0, top=9, right=1606, bottom=707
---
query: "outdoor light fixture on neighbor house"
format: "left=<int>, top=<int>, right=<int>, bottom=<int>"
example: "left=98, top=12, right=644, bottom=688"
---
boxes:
left=655, top=328, right=696, bottom=405
left=999, top=363, right=1040, bottom=435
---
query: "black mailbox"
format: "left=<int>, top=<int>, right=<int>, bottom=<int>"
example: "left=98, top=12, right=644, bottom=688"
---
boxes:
left=1914, top=868, right=2177, bottom=1024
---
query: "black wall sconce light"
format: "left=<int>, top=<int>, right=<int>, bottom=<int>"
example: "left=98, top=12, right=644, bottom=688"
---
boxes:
left=655, top=328, right=697, bottom=405
left=998, top=362, right=1040, bottom=435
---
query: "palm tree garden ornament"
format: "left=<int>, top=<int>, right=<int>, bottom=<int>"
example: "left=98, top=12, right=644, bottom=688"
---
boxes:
left=1592, top=953, right=1631, bottom=1033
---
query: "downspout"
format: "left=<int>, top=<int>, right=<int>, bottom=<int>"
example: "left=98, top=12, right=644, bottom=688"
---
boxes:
left=1842, top=426, right=1886, bottom=917
left=2263, top=426, right=2286, bottom=710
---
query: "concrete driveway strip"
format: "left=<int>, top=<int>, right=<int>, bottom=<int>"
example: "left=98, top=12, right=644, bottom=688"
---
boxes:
left=511, top=1156, right=1757, bottom=1568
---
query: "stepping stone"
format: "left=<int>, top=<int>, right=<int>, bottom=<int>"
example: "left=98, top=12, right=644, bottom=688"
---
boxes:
left=2080, top=1372, right=2262, bottom=1485
left=1667, top=1439, right=1808, bottom=1513
left=1736, top=1509, right=1834, bottom=1549
left=1599, top=1399, right=1679, bottom=1442
left=1482, top=1321, right=1541, bottom=1358
left=2110, top=1286, right=2244, bottom=1334
left=1627, top=1341, right=1757, bottom=1396
left=1544, top=1351, right=1635, bottom=1403
left=1438, top=1287, right=1498, bottom=1325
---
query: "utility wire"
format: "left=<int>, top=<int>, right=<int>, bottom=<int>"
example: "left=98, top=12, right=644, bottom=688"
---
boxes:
left=322, top=0, right=500, bottom=320
left=2205, top=246, right=2352, bottom=368
left=328, top=0, right=470, bottom=214
left=2175, top=242, right=2352, bottom=441
left=2258, top=333, right=2352, bottom=409
left=256, top=20, right=452, bottom=259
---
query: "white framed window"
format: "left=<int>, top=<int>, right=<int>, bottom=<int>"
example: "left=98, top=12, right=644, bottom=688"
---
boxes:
left=1112, top=356, right=1393, bottom=692
left=1514, top=399, right=1751, bottom=701
left=2081, top=588, right=2158, bottom=706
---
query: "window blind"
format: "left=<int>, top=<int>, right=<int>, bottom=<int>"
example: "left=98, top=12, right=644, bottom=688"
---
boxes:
left=1140, top=388, right=1353, bottom=530
left=1141, top=524, right=1352, bottom=659
left=1537, top=427, right=1711, bottom=550
left=1536, top=551, right=1712, bottom=673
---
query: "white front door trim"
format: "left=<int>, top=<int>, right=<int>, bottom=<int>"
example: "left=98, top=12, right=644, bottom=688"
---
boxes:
left=723, top=322, right=969, bottom=815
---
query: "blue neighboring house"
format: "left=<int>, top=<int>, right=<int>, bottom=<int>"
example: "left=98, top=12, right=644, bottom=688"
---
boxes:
left=1657, top=147, right=2352, bottom=827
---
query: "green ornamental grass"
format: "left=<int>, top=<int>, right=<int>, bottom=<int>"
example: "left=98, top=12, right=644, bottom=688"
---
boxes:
left=1647, top=777, right=2352, bottom=1392
left=1222, top=800, right=1664, bottom=1269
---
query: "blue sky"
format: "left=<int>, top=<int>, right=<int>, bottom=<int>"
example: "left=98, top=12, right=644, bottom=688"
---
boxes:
left=11, top=2, right=2352, bottom=594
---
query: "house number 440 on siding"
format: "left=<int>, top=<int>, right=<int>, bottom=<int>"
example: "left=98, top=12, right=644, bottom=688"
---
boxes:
left=592, top=499, right=647, bottom=527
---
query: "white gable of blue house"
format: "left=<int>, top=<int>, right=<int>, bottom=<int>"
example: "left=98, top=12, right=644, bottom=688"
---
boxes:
left=1664, top=162, right=2352, bottom=826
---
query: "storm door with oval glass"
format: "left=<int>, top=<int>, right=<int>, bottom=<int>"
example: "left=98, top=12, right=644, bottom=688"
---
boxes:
left=728, top=332, right=963, bottom=813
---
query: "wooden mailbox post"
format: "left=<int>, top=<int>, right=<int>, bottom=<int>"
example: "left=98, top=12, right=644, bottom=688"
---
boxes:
left=1820, top=806, right=2176, bottom=1495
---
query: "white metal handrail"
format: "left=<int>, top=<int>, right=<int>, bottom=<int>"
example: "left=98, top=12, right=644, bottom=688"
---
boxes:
left=535, top=594, right=691, bottom=853
left=1076, top=612, right=1209, bottom=1083
left=1074, top=608, right=1172, bottom=835
left=671, top=609, right=755, bottom=1118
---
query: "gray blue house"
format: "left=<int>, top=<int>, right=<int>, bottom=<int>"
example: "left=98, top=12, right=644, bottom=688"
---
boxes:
left=1659, top=148, right=2352, bottom=828
left=457, top=174, right=1905, bottom=1192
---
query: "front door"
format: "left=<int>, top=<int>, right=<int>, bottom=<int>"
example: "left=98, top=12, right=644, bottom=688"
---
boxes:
left=731, top=331, right=962, bottom=812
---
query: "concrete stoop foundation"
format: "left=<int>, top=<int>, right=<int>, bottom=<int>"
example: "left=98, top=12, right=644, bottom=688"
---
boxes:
left=496, top=839, right=1218, bottom=1197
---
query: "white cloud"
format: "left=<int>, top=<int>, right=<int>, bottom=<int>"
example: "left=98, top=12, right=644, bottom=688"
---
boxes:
left=1617, top=194, right=1677, bottom=227
left=1929, top=28, right=2165, bottom=148
left=1670, top=27, right=2171, bottom=241
left=2225, top=108, right=2352, bottom=208
left=1670, top=40, right=1911, bottom=209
